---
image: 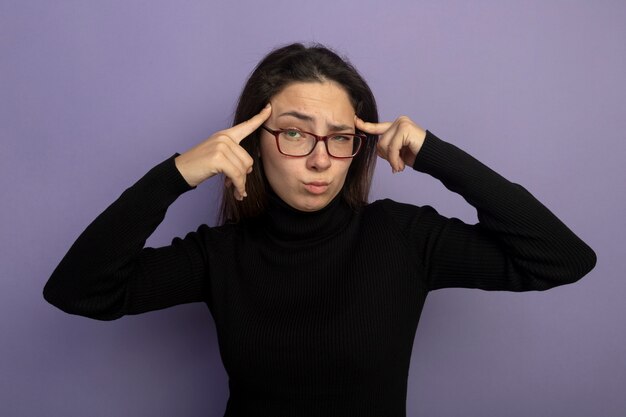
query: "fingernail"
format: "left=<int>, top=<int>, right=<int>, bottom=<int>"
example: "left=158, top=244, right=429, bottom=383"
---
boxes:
left=264, top=103, right=271, bottom=109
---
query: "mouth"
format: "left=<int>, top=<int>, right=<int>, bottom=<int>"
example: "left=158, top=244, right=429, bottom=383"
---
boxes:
left=303, top=181, right=330, bottom=195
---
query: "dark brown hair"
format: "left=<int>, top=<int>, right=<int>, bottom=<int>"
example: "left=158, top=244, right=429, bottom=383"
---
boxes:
left=219, top=43, right=378, bottom=223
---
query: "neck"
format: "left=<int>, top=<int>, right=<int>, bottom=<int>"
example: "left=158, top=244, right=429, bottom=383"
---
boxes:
left=262, top=191, right=354, bottom=242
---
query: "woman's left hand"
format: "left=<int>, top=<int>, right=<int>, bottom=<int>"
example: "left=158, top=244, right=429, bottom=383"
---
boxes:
left=355, top=115, right=427, bottom=173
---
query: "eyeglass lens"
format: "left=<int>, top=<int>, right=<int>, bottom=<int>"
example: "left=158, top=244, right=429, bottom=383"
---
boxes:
left=278, top=130, right=360, bottom=157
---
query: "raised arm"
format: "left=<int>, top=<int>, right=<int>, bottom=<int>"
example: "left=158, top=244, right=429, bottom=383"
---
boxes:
left=44, top=105, right=272, bottom=320
left=356, top=116, right=596, bottom=291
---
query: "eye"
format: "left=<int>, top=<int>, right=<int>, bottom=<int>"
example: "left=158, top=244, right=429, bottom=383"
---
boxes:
left=330, top=135, right=352, bottom=142
left=282, top=129, right=304, bottom=140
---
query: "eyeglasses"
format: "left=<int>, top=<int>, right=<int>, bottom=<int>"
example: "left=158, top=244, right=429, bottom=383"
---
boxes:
left=261, top=126, right=365, bottom=158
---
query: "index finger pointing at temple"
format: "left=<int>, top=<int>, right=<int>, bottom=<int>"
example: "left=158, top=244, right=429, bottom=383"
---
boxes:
left=354, top=116, right=392, bottom=135
left=227, top=103, right=272, bottom=144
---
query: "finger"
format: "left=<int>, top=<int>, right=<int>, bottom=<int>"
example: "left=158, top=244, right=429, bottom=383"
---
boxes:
left=386, top=131, right=407, bottom=172
left=229, top=141, right=254, bottom=174
left=226, top=103, right=272, bottom=144
left=220, top=145, right=251, bottom=179
left=220, top=148, right=252, bottom=198
left=221, top=163, right=249, bottom=200
left=374, top=122, right=400, bottom=168
left=354, top=116, right=393, bottom=135
left=223, top=176, right=243, bottom=201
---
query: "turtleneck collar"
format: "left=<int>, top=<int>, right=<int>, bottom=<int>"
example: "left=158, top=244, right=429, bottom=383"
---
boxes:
left=260, top=190, right=355, bottom=243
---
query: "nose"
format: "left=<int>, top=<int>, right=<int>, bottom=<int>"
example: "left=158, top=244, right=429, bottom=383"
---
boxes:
left=306, top=140, right=331, bottom=171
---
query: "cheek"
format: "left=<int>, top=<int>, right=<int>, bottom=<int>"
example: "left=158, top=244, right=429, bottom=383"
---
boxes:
left=337, top=160, right=353, bottom=182
left=334, top=161, right=354, bottom=194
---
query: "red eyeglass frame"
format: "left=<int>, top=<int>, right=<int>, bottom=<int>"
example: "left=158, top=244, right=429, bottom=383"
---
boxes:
left=261, top=125, right=366, bottom=158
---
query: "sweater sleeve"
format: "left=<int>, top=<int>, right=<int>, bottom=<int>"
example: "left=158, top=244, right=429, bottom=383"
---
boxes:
left=395, top=131, right=596, bottom=291
left=43, top=155, right=210, bottom=320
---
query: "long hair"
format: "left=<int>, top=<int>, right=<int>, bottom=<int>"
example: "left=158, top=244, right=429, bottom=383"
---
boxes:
left=219, top=43, right=379, bottom=224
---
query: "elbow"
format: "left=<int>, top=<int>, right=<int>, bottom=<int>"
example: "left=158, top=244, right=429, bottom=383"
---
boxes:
left=572, top=243, right=597, bottom=282
left=42, top=278, right=125, bottom=321
left=552, top=241, right=597, bottom=286
left=526, top=241, right=597, bottom=291
left=43, top=279, right=69, bottom=312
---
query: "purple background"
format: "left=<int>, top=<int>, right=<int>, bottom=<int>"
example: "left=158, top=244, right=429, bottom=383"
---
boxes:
left=2, top=1, right=624, bottom=416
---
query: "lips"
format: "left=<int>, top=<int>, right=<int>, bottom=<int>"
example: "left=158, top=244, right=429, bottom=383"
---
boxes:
left=303, top=181, right=330, bottom=195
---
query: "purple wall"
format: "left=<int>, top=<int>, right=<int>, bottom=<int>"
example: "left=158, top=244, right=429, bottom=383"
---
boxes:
left=2, top=1, right=624, bottom=416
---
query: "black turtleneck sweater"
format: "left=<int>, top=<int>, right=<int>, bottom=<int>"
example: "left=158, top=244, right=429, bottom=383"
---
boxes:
left=43, top=132, right=596, bottom=416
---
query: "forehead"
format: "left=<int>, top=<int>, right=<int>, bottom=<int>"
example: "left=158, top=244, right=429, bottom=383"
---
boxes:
left=270, top=81, right=355, bottom=118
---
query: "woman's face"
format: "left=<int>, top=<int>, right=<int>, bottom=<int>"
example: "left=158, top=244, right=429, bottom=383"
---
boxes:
left=260, top=81, right=356, bottom=212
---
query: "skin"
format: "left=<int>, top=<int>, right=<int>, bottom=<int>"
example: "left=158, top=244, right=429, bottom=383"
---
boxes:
left=174, top=81, right=428, bottom=211
left=355, top=115, right=426, bottom=173
left=259, top=81, right=355, bottom=212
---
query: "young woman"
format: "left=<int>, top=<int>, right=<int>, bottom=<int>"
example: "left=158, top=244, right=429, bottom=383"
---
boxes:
left=44, top=43, right=596, bottom=416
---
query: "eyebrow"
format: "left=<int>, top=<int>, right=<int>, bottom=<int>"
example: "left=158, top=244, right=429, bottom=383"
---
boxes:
left=277, top=111, right=353, bottom=132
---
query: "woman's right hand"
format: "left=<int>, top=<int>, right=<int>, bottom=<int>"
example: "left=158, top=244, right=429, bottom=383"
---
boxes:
left=175, top=103, right=272, bottom=200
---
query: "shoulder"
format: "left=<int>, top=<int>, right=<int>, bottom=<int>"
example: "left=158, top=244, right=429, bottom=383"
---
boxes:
left=363, top=199, right=443, bottom=239
left=173, top=222, right=242, bottom=250
left=365, top=198, right=439, bottom=220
